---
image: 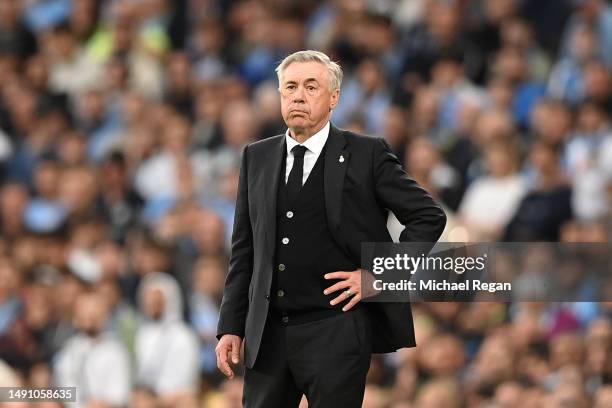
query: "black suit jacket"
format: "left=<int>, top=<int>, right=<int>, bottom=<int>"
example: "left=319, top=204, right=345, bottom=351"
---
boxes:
left=217, top=124, right=447, bottom=368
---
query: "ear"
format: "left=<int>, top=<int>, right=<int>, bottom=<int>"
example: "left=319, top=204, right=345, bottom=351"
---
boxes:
left=329, top=88, right=340, bottom=111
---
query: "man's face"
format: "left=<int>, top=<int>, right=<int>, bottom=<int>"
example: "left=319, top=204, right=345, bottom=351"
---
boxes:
left=279, top=61, right=339, bottom=134
left=142, top=287, right=166, bottom=321
left=73, top=294, right=109, bottom=337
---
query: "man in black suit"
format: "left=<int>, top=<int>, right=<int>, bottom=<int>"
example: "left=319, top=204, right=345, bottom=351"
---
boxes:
left=216, top=50, right=446, bottom=407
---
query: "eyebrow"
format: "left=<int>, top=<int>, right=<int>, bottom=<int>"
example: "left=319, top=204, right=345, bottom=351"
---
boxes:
left=284, top=78, right=320, bottom=85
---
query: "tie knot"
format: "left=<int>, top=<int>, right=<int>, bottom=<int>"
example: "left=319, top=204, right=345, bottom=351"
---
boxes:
left=291, top=145, right=307, bottom=159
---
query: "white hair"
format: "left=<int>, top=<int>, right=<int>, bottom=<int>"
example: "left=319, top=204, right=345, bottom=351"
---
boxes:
left=275, top=50, right=343, bottom=92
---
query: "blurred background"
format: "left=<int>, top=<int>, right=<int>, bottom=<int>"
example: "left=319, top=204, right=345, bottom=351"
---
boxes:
left=0, top=0, right=610, bottom=407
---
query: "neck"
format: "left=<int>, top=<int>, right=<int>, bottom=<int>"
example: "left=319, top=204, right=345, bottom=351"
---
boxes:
left=538, top=169, right=561, bottom=190
left=289, top=120, right=328, bottom=144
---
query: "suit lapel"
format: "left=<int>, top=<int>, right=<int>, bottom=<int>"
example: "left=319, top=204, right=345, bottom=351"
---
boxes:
left=261, top=135, right=286, bottom=260
left=324, top=124, right=349, bottom=235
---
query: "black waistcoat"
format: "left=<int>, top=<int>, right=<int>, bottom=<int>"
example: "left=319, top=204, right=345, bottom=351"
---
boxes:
left=270, top=144, right=357, bottom=315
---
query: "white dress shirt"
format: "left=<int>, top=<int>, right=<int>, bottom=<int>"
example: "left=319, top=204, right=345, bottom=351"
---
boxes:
left=285, top=121, right=330, bottom=185
left=54, top=333, right=131, bottom=408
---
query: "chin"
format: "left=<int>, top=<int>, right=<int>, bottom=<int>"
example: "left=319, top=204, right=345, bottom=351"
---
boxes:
left=287, top=118, right=309, bottom=129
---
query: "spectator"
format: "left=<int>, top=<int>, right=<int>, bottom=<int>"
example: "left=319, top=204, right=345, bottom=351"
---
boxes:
left=96, top=151, right=144, bottom=243
left=549, top=24, right=600, bottom=105
left=504, top=141, right=573, bottom=240
left=164, top=51, right=194, bottom=118
left=582, top=59, right=612, bottom=113
left=560, top=0, right=612, bottom=65
left=499, top=18, right=550, bottom=82
left=564, top=101, right=611, bottom=220
left=0, top=0, right=37, bottom=59
left=333, top=58, right=391, bottom=135
left=404, top=137, right=462, bottom=210
left=414, top=377, right=462, bottom=408
left=459, top=138, right=527, bottom=240
left=528, top=99, right=573, bottom=147
left=134, top=113, right=192, bottom=202
left=0, top=183, right=28, bottom=240
left=491, top=46, right=547, bottom=129
left=53, top=291, right=131, bottom=408
left=400, top=0, right=464, bottom=82
left=135, top=272, right=199, bottom=403
left=44, top=24, right=104, bottom=101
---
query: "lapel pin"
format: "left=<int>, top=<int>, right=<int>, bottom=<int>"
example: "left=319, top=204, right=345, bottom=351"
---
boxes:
left=339, top=155, right=345, bottom=163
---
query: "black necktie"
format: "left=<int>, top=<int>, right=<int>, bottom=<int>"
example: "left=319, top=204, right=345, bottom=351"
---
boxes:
left=286, top=145, right=307, bottom=203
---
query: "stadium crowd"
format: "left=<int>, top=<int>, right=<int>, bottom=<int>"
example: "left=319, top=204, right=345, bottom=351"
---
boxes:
left=0, top=0, right=610, bottom=407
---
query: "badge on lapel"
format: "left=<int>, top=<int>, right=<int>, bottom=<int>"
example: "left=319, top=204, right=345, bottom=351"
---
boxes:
left=339, top=155, right=345, bottom=163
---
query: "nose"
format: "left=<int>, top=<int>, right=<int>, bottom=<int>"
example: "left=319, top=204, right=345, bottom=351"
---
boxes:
left=292, top=85, right=305, bottom=103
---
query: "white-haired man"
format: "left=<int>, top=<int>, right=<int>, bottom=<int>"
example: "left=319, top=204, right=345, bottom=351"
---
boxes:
left=216, top=50, right=446, bottom=407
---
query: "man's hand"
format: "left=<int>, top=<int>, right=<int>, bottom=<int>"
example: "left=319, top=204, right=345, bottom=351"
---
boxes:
left=216, top=334, right=243, bottom=379
left=323, top=269, right=364, bottom=311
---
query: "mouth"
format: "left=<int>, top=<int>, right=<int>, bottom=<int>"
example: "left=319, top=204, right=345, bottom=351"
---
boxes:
left=289, top=109, right=308, bottom=116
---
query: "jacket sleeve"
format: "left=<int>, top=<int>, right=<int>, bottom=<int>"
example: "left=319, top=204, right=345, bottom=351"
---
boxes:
left=372, top=138, right=447, bottom=243
left=216, top=146, right=253, bottom=339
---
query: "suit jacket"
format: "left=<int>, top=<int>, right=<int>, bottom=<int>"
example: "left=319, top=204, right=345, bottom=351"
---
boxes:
left=217, top=123, right=447, bottom=368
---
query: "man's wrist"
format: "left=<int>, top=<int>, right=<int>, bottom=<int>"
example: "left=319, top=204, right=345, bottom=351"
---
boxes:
left=216, top=332, right=244, bottom=341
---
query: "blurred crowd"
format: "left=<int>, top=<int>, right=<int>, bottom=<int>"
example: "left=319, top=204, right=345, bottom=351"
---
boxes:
left=0, top=0, right=610, bottom=407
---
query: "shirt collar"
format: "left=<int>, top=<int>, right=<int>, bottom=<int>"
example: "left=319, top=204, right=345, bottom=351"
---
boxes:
left=285, top=121, right=330, bottom=156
